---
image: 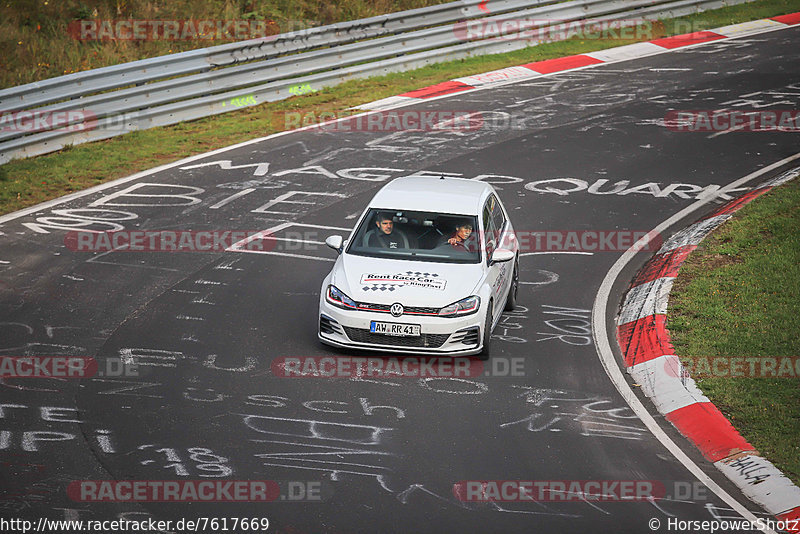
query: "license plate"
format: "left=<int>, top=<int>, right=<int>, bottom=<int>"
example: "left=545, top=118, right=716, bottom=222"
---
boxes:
left=370, top=321, right=421, bottom=337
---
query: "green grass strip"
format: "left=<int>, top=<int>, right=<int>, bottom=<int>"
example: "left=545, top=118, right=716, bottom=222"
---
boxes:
left=668, top=178, right=800, bottom=486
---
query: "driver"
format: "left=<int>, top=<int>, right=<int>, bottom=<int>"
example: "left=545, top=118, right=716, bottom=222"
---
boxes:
left=443, top=221, right=477, bottom=251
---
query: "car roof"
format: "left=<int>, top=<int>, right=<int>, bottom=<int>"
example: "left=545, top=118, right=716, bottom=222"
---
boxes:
left=368, top=176, right=494, bottom=215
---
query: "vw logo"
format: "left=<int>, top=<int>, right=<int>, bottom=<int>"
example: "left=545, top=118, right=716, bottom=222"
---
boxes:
left=390, top=303, right=404, bottom=317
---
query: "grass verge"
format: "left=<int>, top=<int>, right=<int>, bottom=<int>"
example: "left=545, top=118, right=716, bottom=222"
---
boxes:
left=1, top=0, right=799, bottom=218
left=1, top=0, right=452, bottom=89
left=668, top=177, right=800, bottom=486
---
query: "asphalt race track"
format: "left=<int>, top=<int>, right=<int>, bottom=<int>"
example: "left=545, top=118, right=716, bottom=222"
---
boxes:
left=0, top=25, right=798, bottom=533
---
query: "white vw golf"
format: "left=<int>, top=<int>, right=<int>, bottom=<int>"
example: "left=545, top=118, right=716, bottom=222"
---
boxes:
left=318, top=175, right=518, bottom=359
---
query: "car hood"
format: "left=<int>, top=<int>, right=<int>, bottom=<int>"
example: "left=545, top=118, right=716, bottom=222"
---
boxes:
left=331, top=253, right=484, bottom=307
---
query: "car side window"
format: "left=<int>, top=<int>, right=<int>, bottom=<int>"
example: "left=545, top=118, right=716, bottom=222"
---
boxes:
left=492, top=197, right=506, bottom=233
left=482, top=201, right=496, bottom=265
left=489, top=194, right=506, bottom=244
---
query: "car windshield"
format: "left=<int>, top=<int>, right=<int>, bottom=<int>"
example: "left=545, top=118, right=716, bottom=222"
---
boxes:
left=347, top=209, right=481, bottom=264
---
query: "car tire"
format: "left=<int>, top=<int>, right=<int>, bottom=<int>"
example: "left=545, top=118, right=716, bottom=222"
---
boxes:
left=504, top=256, right=519, bottom=312
left=478, top=302, right=492, bottom=361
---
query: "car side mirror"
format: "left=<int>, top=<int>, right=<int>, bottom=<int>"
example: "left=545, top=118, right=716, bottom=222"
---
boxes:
left=325, top=235, right=344, bottom=254
left=490, top=248, right=514, bottom=265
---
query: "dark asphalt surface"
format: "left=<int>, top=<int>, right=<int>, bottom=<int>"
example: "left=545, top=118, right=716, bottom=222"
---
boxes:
left=0, top=26, right=798, bottom=533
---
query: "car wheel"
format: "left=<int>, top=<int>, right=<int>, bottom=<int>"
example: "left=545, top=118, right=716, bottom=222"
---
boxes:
left=478, top=302, right=492, bottom=361
left=504, top=257, right=519, bottom=311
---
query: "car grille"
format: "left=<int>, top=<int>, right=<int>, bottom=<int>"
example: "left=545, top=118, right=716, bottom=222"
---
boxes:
left=343, top=327, right=450, bottom=348
left=355, top=302, right=440, bottom=315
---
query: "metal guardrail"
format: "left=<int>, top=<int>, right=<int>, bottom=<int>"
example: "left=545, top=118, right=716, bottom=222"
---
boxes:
left=0, top=0, right=753, bottom=164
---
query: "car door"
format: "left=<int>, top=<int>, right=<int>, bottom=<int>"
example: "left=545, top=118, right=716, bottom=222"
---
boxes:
left=492, top=195, right=516, bottom=300
left=482, top=195, right=508, bottom=322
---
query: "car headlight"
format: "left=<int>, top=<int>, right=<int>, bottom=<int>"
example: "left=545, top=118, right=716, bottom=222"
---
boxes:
left=326, top=285, right=358, bottom=310
left=438, top=295, right=480, bottom=317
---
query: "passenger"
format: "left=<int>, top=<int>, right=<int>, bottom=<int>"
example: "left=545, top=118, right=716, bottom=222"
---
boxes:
left=368, top=213, right=409, bottom=249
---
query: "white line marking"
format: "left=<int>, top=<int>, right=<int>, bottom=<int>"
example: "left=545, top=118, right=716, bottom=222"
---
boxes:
left=226, top=222, right=350, bottom=260
left=252, top=191, right=347, bottom=214
left=231, top=250, right=335, bottom=262
left=271, top=237, right=327, bottom=245
left=707, top=124, right=749, bottom=138
left=180, top=160, right=269, bottom=176
left=209, top=188, right=256, bottom=209
left=592, top=152, right=800, bottom=533
left=226, top=222, right=291, bottom=251
left=289, top=223, right=352, bottom=231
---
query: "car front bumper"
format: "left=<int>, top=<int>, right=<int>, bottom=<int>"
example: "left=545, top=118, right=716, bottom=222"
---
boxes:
left=318, top=298, right=484, bottom=356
